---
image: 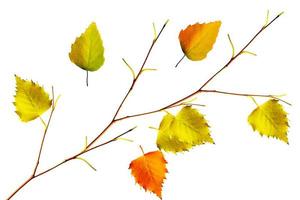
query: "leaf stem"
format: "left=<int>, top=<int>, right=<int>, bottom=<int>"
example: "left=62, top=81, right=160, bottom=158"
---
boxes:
left=86, top=71, right=89, bottom=87
left=227, top=34, right=235, bottom=58
left=39, top=117, right=47, bottom=128
left=122, top=58, right=136, bottom=79
left=139, top=145, right=145, bottom=155
left=76, top=157, right=97, bottom=171
left=153, top=22, right=157, bottom=40
left=241, top=50, right=257, bottom=56
left=264, top=10, right=270, bottom=27
left=174, top=54, right=186, bottom=68
left=249, top=96, right=260, bottom=107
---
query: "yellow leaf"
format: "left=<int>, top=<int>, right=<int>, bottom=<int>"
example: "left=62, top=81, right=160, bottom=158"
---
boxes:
left=129, top=151, right=167, bottom=199
left=179, top=21, right=221, bottom=61
left=157, top=106, right=214, bottom=153
left=248, top=99, right=289, bottom=143
left=69, top=22, right=105, bottom=71
left=14, top=75, right=52, bottom=122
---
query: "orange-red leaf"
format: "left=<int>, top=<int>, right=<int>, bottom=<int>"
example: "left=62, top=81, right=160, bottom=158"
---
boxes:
left=129, top=151, right=167, bottom=199
left=179, top=21, right=221, bottom=61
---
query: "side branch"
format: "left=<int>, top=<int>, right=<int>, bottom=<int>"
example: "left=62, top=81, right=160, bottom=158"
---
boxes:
left=201, top=89, right=291, bottom=105
left=33, top=87, right=57, bottom=174
left=85, top=20, right=169, bottom=149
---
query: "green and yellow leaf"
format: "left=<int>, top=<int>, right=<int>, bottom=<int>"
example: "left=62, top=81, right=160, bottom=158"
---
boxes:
left=14, top=75, right=52, bottom=122
left=179, top=21, right=221, bottom=61
left=69, top=22, right=105, bottom=71
left=248, top=99, right=289, bottom=143
left=129, top=151, right=167, bottom=199
left=157, top=106, right=214, bottom=153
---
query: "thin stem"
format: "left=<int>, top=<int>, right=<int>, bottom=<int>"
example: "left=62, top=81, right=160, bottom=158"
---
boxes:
left=250, top=96, right=259, bottom=107
left=139, top=145, right=145, bottom=155
left=241, top=51, right=257, bottom=56
left=174, top=54, right=186, bottom=68
left=33, top=88, right=57, bottom=175
left=86, top=71, right=89, bottom=87
left=227, top=33, right=235, bottom=58
left=201, top=89, right=291, bottom=105
left=84, top=136, right=88, bottom=149
left=264, top=10, right=270, bottom=27
left=32, top=107, right=56, bottom=175
left=76, top=157, right=97, bottom=171
left=122, top=58, right=136, bottom=79
left=116, top=137, right=134, bottom=142
left=152, top=22, right=157, bottom=40
left=39, top=117, right=47, bottom=128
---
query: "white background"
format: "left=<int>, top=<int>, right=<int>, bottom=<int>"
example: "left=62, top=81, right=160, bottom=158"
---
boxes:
left=0, top=0, right=299, bottom=199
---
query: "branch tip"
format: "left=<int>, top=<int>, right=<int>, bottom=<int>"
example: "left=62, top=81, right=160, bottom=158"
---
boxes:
left=164, top=19, right=170, bottom=26
left=278, top=11, right=285, bottom=16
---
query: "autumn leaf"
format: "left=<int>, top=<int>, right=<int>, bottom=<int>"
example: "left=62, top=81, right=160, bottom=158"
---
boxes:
left=248, top=99, right=289, bottom=143
left=179, top=21, right=221, bottom=61
left=129, top=151, right=167, bottom=199
left=156, top=106, right=214, bottom=153
left=14, top=75, right=52, bottom=122
left=69, top=22, right=105, bottom=72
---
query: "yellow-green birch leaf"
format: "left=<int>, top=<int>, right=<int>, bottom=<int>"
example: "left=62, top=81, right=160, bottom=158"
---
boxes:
left=69, top=22, right=105, bottom=71
left=156, top=106, right=213, bottom=153
left=14, top=75, right=52, bottom=122
left=248, top=99, right=289, bottom=143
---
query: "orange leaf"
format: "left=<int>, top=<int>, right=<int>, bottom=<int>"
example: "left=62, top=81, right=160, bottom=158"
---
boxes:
left=179, top=21, right=221, bottom=61
left=129, top=151, right=167, bottom=199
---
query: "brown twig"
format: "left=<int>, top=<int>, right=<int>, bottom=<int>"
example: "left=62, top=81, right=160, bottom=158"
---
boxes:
left=201, top=89, right=291, bottom=105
